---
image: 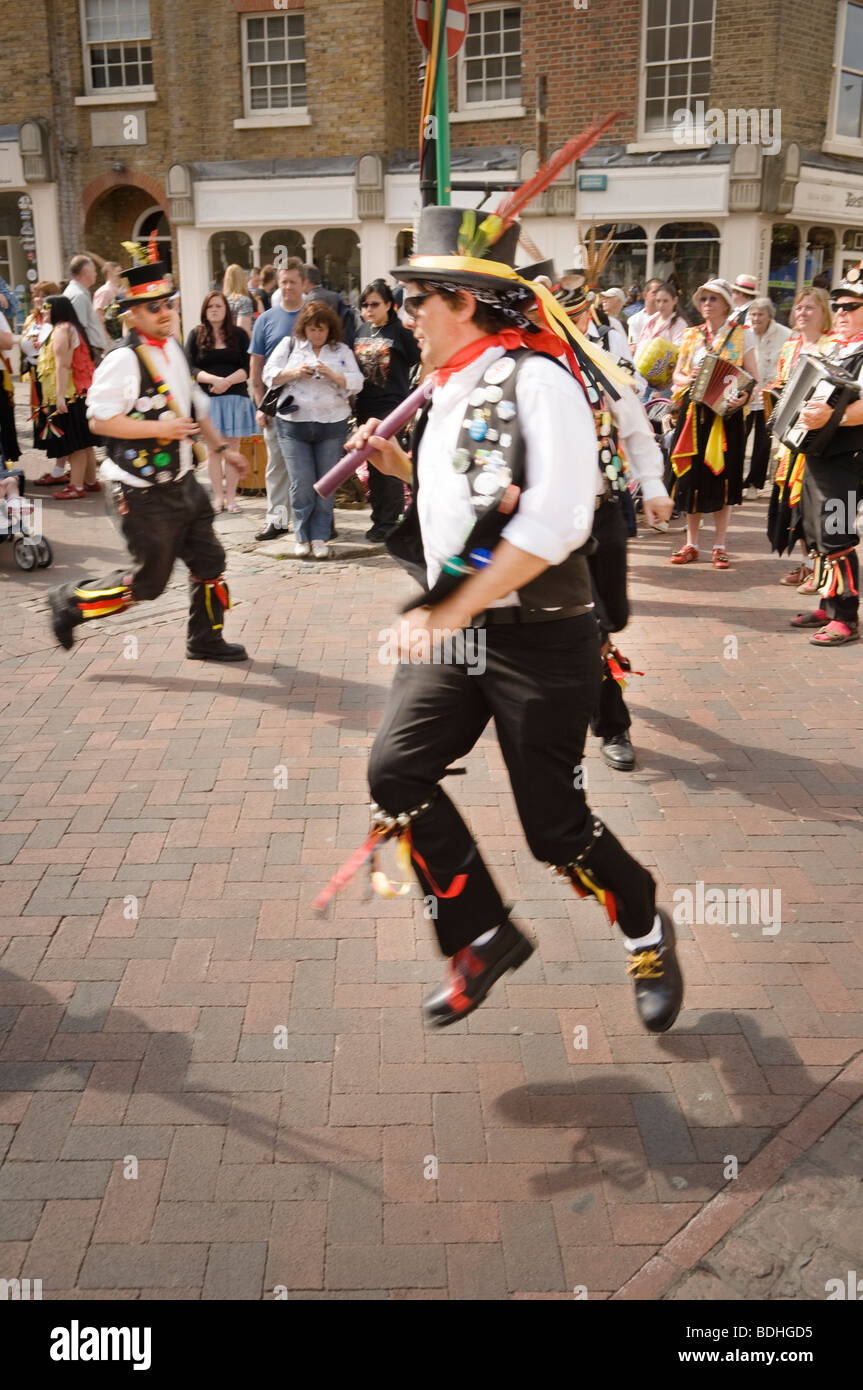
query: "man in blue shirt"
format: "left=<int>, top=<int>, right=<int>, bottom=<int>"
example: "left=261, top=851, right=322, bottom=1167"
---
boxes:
left=0, top=276, right=20, bottom=325
left=249, top=258, right=304, bottom=540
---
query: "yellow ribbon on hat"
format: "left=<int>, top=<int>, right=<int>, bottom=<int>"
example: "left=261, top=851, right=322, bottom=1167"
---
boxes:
left=408, top=255, right=636, bottom=394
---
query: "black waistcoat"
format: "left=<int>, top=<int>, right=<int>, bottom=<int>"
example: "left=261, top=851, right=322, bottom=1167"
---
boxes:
left=105, top=330, right=198, bottom=484
left=385, top=348, right=595, bottom=613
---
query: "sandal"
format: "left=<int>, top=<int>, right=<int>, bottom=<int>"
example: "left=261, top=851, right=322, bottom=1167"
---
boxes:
left=809, top=621, right=860, bottom=646
left=798, top=574, right=818, bottom=595
left=83, top=482, right=102, bottom=493
left=780, top=564, right=806, bottom=586
left=712, top=547, right=730, bottom=569
left=226, top=503, right=242, bottom=513
left=53, top=486, right=86, bottom=500
left=34, top=472, right=69, bottom=487
left=790, top=608, right=828, bottom=627
left=670, top=544, right=698, bottom=565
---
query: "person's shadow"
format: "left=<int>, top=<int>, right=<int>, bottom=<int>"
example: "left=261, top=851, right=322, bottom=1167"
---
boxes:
left=493, top=1011, right=857, bottom=1199
left=0, top=966, right=377, bottom=1196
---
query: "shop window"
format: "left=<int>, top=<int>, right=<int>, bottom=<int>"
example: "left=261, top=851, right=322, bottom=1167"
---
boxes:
left=835, top=1, right=863, bottom=140
left=259, top=229, right=305, bottom=268
left=81, top=0, right=153, bottom=94
left=591, top=224, right=648, bottom=292
left=396, top=228, right=414, bottom=266
left=313, top=229, right=360, bottom=299
left=242, top=12, right=306, bottom=116
left=804, top=227, right=835, bottom=291
left=768, top=224, right=801, bottom=322
left=654, top=221, right=719, bottom=308
left=642, top=0, right=714, bottom=134
left=459, top=6, right=522, bottom=109
left=209, top=231, right=252, bottom=286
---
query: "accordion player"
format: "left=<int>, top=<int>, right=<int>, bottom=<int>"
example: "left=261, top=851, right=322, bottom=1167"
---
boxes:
left=768, top=355, right=860, bottom=457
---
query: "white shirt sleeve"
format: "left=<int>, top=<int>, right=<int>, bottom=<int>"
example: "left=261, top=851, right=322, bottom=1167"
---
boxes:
left=339, top=346, right=364, bottom=397
left=500, top=356, right=601, bottom=562
left=612, top=385, right=668, bottom=500
left=262, top=336, right=294, bottom=386
left=85, top=347, right=141, bottom=420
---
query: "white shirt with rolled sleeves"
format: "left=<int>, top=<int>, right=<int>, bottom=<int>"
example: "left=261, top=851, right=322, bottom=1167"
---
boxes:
left=610, top=380, right=668, bottom=502
left=87, top=336, right=210, bottom=488
left=417, top=345, right=601, bottom=604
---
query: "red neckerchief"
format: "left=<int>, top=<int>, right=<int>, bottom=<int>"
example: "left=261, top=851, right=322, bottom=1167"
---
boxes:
left=138, top=331, right=170, bottom=355
left=837, top=330, right=863, bottom=348
left=431, top=327, right=565, bottom=388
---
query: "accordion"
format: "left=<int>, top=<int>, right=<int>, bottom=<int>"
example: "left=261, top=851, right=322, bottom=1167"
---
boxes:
left=768, top=355, right=860, bottom=456
left=690, top=354, right=754, bottom=416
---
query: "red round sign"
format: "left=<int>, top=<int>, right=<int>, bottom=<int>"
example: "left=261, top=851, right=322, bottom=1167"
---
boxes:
left=413, top=0, right=468, bottom=59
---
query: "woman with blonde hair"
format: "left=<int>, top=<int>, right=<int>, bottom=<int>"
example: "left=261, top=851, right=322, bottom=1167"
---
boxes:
left=766, top=287, right=836, bottom=587
left=222, top=264, right=253, bottom=334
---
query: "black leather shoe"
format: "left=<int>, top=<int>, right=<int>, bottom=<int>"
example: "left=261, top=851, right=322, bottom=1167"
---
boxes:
left=48, top=590, right=78, bottom=651
left=423, top=919, right=534, bottom=1028
left=365, top=526, right=391, bottom=542
left=255, top=524, right=287, bottom=542
left=626, top=909, right=683, bottom=1033
left=186, top=642, right=249, bottom=662
left=601, top=731, right=635, bottom=771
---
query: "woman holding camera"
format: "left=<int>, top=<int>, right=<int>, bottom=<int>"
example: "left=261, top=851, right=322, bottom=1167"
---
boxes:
left=262, top=301, right=362, bottom=559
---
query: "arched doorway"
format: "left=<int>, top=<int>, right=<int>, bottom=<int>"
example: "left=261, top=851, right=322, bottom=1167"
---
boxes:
left=313, top=228, right=360, bottom=299
left=134, top=207, right=172, bottom=269
left=84, top=184, right=171, bottom=269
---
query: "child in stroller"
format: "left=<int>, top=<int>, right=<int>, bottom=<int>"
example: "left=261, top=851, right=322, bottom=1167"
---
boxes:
left=0, top=463, right=53, bottom=570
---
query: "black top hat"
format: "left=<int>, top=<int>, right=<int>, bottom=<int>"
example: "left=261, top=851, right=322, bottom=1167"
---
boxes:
left=117, top=260, right=173, bottom=310
left=392, top=207, right=524, bottom=294
left=518, top=258, right=556, bottom=283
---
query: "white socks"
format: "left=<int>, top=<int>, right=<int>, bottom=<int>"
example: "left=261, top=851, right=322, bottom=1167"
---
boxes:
left=470, top=927, right=500, bottom=948
left=623, top=913, right=664, bottom=952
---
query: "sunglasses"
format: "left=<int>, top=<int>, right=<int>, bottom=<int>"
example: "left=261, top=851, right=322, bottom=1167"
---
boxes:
left=402, top=291, right=436, bottom=315
left=137, top=299, right=172, bottom=314
left=831, top=301, right=863, bottom=313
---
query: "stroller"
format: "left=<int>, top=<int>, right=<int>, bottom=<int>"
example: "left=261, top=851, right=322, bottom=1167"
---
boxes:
left=0, top=467, right=53, bottom=570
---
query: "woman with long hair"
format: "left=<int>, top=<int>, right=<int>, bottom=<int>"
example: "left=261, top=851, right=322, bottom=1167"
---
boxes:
left=262, top=300, right=362, bottom=559
left=766, top=287, right=836, bottom=587
left=667, top=279, right=760, bottom=569
left=354, top=278, right=421, bottom=541
left=35, top=296, right=99, bottom=500
left=634, top=281, right=688, bottom=399
left=222, top=264, right=253, bottom=334
left=186, top=291, right=256, bottom=512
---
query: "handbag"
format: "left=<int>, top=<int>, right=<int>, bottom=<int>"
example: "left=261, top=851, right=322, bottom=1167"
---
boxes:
left=259, top=385, right=292, bottom=417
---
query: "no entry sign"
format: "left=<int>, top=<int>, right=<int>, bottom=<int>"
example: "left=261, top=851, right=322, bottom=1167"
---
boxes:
left=414, top=0, right=468, bottom=59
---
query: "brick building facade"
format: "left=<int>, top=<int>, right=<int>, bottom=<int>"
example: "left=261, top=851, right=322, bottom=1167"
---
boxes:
left=0, top=0, right=861, bottom=330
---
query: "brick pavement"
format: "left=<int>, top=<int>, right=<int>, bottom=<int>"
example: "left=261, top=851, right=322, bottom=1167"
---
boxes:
left=1, top=407, right=862, bottom=1300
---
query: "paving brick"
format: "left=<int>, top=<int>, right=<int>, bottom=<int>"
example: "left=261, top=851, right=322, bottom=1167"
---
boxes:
left=79, top=1243, right=209, bottom=1289
left=268, top=1201, right=327, bottom=1291
left=445, top=1243, right=509, bottom=1300
left=162, top=1127, right=225, bottom=1202
left=93, top=1159, right=166, bottom=1244
left=21, top=1199, right=100, bottom=1287
left=203, top=1242, right=268, bottom=1300
left=433, top=1094, right=487, bottom=1163
left=325, top=1244, right=447, bottom=1290
left=7, top=1093, right=79, bottom=1161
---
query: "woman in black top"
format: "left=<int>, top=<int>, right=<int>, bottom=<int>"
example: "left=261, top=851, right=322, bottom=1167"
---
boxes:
left=186, top=292, right=256, bottom=512
left=354, top=278, right=421, bottom=541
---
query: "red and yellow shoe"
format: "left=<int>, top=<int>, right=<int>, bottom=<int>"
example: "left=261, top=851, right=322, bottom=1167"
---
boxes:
left=422, top=919, right=534, bottom=1028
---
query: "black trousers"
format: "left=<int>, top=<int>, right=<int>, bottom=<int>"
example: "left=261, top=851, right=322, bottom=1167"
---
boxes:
left=120, top=472, right=225, bottom=599
left=744, top=409, right=771, bottom=490
left=369, top=614, right=656, bottom=956
left=588, top=497, right=631, bottom=740
left=801, top=451, right=862, bottom=626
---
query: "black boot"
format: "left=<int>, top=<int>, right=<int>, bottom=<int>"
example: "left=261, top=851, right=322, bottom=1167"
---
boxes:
left=601, top=731, right=635, bottom=770
left=422, top=919, right=534, bottom=1027
left=626, top=909, right=684, bottom=1034
left=48, top=575, right=133, bottom=651
left=186, top=577, right=248, bottom=661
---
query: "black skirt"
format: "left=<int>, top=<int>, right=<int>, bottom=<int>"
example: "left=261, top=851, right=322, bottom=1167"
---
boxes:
left=38, top=397, right=95, bottom=459
left=0, top=385, right=20, bottom=465
left=766, top=450, right=805, bottom=556
left=669, top=397, right=745, bottom=516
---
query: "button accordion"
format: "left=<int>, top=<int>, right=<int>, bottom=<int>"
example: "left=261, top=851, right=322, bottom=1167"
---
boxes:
left=690, top=353, right=754, bottom=416
left=768, top=354, right=861, bottom=456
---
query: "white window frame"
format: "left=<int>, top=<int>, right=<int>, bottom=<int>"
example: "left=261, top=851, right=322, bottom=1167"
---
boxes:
left=238, top=11, right=310, bottom=129
left=454, top=4, right=525, bottom=123
left=79, top=0, right=156, bottom=99
left=825, top=1, right=863, bottom=155
left=633, top=0, right=714, bottom=151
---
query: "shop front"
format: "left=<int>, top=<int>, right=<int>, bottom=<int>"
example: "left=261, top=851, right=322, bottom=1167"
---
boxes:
left=0, top=125, right=63, bottom=323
